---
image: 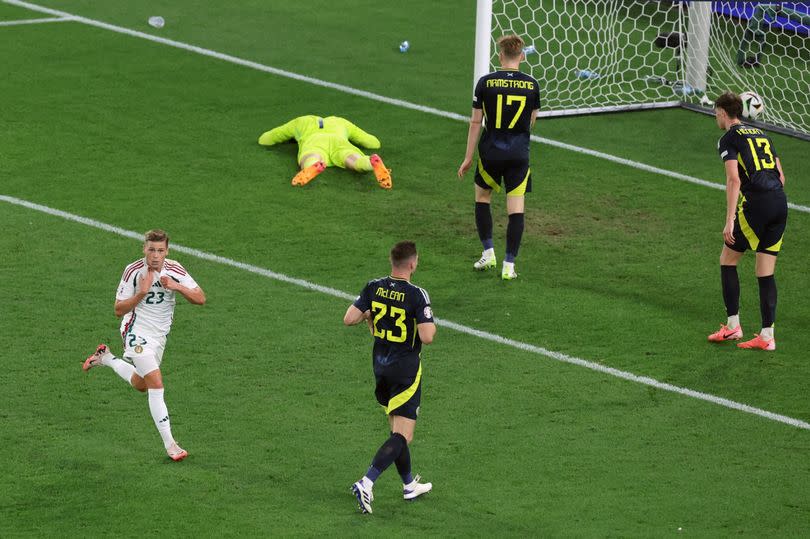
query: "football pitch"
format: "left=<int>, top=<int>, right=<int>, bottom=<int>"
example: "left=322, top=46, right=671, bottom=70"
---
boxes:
left=2, top=1, right=810, bottom=536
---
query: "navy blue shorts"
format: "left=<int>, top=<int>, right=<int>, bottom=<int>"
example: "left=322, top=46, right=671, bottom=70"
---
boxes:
left=474, top=157, right=532, bottom=196
left=374, top=363, right=422, bottom=420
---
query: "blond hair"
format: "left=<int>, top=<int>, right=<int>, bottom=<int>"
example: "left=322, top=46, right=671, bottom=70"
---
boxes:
left=144, top=229, right=169, bottom=246
left=497, top=34, right=525, bottom=60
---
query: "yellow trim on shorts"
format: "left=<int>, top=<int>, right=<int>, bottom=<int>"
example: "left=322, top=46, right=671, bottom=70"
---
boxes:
left=765, top=235, right=783, bottom=253
left=385, top=363, right=422, bottom=415
left=507, top=167, right=530, bottom=197
left=737, top=207, right=759, bottom=250
left=477, top=159, right=501, bottom=193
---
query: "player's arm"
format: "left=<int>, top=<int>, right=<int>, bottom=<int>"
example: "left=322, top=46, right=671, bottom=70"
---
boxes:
left=723, top=159, right=742, bottom=245
left=417, top=322, right=436, bottom=345
left=258, top=118, right=298, bottom=146
left=161, top=276, right=206, bottom=305
left=530, top=108, right=539, bottom=130
left=114, top=268, right=153, bottom=317
left=345, top=120, right=381, bottom=149
left=343, top=305, right=371, bottom=326
left=458, top=108, right=484, bottom=178
left=776, top=157, right=785, bottom=186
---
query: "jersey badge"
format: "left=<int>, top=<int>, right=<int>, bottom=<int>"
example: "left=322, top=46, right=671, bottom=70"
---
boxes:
left=424, top=306, right=433, bottom=319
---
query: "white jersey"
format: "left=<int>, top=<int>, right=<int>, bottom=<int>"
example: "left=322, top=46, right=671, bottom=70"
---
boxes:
left=116, top=258, right=199, bottom=340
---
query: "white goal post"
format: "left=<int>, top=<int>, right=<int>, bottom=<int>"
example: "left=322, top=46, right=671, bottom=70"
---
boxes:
left=473, top=0, right=810, bottom=139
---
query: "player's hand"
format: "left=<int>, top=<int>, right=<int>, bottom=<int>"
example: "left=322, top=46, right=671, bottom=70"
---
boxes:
left=139, top=268, right=154, bottom=295
left=160, top=276, right=180, bottom=291
left=723, top=218, right=735, bottom=245
left=458, top=158, right=473, bottom=178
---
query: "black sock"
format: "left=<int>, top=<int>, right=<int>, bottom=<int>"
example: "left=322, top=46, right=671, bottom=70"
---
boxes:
left=720, top=265, right=740, bottom=317
left=475, top=202, right=493, bottom=249
left=394, top=440, right=412, bottom=484
left=505, top=213, right=525, bottom=262
left=369, top=433, right=406, bottom=479
left=758, top=274, right=777, bottom=328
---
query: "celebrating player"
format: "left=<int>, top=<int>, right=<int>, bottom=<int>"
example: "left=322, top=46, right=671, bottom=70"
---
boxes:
left=258, top=115, right=392, bottom=188
left=458, top=34, right=541, bottom=280
left=708, top=91, right=787, bottom=350
left=82, top=229, right=206, bottom=460
left=344, top=241, right=436, bottom=514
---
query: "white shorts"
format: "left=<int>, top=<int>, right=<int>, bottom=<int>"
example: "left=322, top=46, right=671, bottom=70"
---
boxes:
left=123, top=333, right=166, bottom=377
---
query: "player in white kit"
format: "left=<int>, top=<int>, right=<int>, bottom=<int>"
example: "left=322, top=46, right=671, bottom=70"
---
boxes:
left=82, top=229, right=206, bottom=461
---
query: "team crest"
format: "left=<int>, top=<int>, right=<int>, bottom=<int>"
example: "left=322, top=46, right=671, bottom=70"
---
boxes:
left=424, top=306, right=433, bottom=319
left=134, top=345, right=143, bottom=354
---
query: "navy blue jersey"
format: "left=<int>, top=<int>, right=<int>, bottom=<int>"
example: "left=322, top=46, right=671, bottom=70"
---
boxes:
left=353, top=276, right=434, bottom=371
left=718, top=124, right=783, bottom=195
left=473, top=69, right=541, bottom=161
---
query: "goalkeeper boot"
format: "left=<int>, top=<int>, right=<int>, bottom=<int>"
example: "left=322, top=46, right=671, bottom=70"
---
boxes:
left=403, top=474, right=432, bottom=501
left=737, top=334, right=775, bottom=351
left=370, top=154, right=392, bottom=189
left=351, top=480, right=374, bottom=514
left=83, top=343, right=110, bottom=371
left=167, top=442, right=188, bottom=462
left=473, top=249, right=496, bottom=271
left=707, top=324, right=743, bottom=342
left=291, top=162, right=325, bottom=186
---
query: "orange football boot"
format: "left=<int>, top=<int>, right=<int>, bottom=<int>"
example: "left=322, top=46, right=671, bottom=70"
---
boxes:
left=707, top=324, right=743, bottom=342
left=291, top=162, right=326, bottom=186
left=737, top=334, right=775, bottom=351
left=370, top=154, right=392, bottom=189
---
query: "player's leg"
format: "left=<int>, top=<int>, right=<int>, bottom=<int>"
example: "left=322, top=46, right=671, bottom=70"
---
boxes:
left=83, top=344, right=138, bottom=386
left=134, top=342, right=187, bottom=460
left=708, top=245, right=745, bottom=342
left=502, top=194, right=525, bottom=280
left=473, top=162, right=497, bottom=270
left=739, top=233, right=781, bottom=350
left=336, top=143, right=391, bottom=189
left=343, top=153, right=372, bottom=172
left=291, top=151, right=326, bottom=186
left=501, top=164, right=530, bottom=280
left=737, top=199, right=783, bottom=350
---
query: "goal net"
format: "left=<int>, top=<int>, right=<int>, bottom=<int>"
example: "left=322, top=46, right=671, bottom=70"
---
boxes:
left=477, top=1, right=810, bottom=138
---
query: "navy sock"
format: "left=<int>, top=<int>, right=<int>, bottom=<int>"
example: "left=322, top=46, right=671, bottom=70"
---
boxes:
left=394, top=440, right=412, bottom=485
left=505, top=213, right=524, bottom=263
left=475, top=202, right=493, bottom=250
left=720, top=265, right=740, bottom=317
left=366, top=433, right=406, bottom=483
left=758, top=274, right=777, bottom=328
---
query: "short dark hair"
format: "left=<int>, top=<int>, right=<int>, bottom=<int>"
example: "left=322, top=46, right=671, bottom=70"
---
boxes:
left=715, top=91, right=742, bottom=120
left=390, top=241, right=417, bottom=267
left=144, top=229, right=169, bottom=246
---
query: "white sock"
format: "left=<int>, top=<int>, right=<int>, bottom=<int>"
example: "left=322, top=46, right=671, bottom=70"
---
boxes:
left=102, top=355, right=136, bottom=385
left=727, top=315, right=740, bottom=329
left=482, top=248, right=495, bottom=259
left=760, top=327, right=774, bottom=340
left=147, top=388, right=175, bottom=449
left=361, top=476, right=374, bottom=490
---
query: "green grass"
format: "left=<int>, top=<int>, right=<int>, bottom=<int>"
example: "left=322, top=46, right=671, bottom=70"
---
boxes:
left=2, top=1, right=810, bottom=536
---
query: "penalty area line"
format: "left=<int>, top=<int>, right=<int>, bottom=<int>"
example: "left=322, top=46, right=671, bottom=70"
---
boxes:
left=2, top=193, right=809, bottom=432
left=4, top=0, right=810, bottom=215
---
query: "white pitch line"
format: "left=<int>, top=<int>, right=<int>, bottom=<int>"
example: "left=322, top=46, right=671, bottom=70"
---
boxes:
left=0, top=15, right=72, bottom=26
left=2, top=193, right=808, bottom=432
left=5, top=0, right=810, bottom=215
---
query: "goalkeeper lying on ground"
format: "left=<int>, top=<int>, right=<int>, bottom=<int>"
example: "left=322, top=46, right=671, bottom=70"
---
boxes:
left=258, top=115, right=392, bottom=189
